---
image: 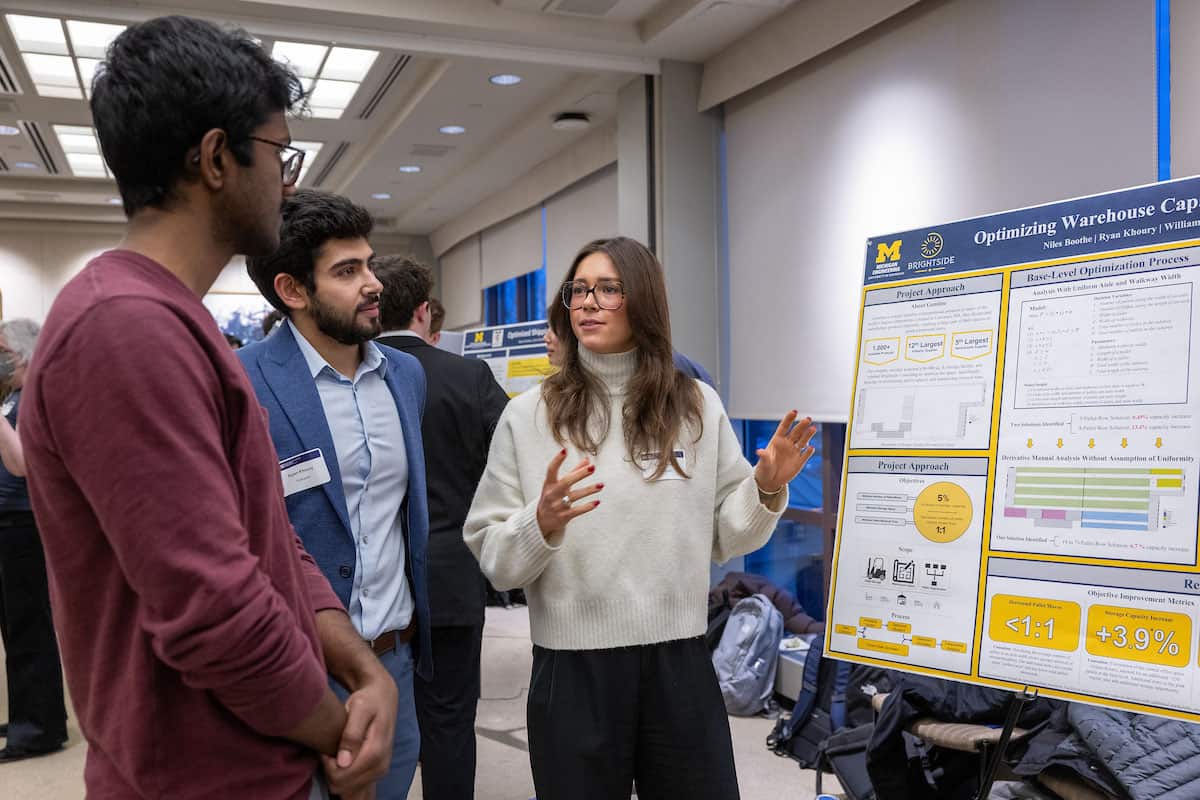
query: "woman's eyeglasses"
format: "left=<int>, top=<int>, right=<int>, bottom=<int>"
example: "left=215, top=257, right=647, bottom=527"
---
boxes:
left=562, top=279, right=624, bottom=311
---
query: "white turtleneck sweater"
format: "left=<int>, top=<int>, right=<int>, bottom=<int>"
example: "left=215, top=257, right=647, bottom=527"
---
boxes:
left=464, top=346, right=788, bottom=650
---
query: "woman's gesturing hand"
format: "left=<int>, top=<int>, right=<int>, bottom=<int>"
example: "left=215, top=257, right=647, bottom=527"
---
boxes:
left=753, top=411, right=817, bottom=495
left=536, top=449, right=604, bottom=539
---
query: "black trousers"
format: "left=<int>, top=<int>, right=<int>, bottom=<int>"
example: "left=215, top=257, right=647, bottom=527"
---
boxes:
left=413, top=624, right=483, bottom=800
left=527, top=636, right=740, bottom=800
left=0, top=516, right=67, bottom=750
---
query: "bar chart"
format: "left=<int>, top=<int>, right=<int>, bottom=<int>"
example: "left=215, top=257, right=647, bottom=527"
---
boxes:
left=1002, top=466, right=1184, bottom=533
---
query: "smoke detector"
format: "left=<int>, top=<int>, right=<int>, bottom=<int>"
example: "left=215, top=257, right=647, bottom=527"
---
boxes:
left=551, top=112, right=591, bottom=131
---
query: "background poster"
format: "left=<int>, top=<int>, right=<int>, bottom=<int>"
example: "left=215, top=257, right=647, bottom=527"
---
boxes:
left=461, top=320, right=554, bottom=397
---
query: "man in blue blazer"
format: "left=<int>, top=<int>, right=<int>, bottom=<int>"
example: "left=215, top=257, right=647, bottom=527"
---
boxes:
left=240, top=190, right=431, bottom=800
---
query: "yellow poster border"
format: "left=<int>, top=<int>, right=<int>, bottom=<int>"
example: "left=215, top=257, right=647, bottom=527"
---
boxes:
left=824, top=236, right=1200, bottom=723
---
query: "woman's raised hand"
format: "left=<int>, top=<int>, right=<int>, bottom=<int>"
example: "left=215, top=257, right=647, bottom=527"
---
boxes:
left=753, top=411, right=817, bottom=495
left=535, top=449, right=604, bottom=539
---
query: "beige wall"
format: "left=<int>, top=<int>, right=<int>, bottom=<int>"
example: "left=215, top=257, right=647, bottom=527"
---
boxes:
left=0, top=221, right=125, bottom=322
left=723, top=0, right=1155, bottom=420
left=0, top=224, right=436, bottom=322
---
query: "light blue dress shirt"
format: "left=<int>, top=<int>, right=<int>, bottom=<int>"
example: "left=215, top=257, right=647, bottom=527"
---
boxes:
left=289, top=321, right=414, bottom=640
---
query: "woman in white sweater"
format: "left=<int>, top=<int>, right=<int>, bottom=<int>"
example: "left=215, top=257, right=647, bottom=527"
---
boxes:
left=464, top=237, right=815, bottom=800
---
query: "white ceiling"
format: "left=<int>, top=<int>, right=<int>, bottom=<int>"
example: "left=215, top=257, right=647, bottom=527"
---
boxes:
left=0, top=0, right=801, bottom=234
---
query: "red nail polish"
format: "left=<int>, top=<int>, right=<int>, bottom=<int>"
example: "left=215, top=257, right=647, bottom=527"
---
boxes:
left=560, top=448, right=567, bottom=456
left=597, top=483, right=605, bottom=489
left=588, top=466, right=595, bottom=473
left=594, top=500, right=601, bottom=507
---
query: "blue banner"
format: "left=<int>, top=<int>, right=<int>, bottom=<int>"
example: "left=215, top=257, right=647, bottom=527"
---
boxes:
left=864, top=175, right=1200, bottom=285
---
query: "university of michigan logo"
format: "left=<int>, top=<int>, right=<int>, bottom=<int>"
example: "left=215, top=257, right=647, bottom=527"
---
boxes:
left=875, top=239, right=902, bottom=264
left=920, top=232, right=944, bottom=258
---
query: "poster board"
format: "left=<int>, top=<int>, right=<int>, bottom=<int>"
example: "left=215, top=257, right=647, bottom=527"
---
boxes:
left=461, top=320, right=554, bottom=398
left=826, top=175, right=1200, bottom=722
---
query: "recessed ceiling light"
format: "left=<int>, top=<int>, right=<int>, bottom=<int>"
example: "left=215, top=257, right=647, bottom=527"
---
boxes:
left=13, top=161, right=37, bottom=169
left=271, top=40, right=328, bottom=79
left=489, top=74, right=522, bottom=86
left=551, top=112, right=591, bottom=131
left=371, top=192, right=391, bottom=200
left=65, top=20, right=126, bottom=59
left=0, top=125, right=20, bottom=136
left=6, top=15, right=67, bottom=54
left=323, top=47, right=378, bottom=82
left=66, top=152, right=106, bottom=176
left=397, top=165, right=421, bottom=173
left=438, top=125, right=466, bottom=135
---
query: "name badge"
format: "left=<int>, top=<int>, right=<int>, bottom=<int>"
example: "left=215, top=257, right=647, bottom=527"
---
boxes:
left=639, top=448, right=687, bottom=481
left=280, top=448, right=332, bottom=497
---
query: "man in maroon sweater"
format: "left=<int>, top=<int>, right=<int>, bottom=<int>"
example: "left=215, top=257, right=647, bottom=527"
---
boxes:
left=18, top=17, right=396, bottom=800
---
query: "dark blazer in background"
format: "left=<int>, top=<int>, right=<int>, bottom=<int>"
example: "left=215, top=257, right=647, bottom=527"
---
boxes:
left=378, top=333, right=509, bottom=627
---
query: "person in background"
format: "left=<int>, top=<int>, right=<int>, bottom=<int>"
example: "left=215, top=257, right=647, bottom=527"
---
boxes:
left=0, top=319, right=67, bottom=763
left=426, top=297, right=445, bottom=346
left=674, top=348, right=716, bottom=390
left=465, top=236, right=815, bottom=800
left=262, top=308, right=284, bottom=338
left=18, top=17, right=396, bottom=799
left=241, top=190, right=432, bottom=800
left=543, top=310, right=563, bottom=368
left=374, top=255, right=509, bottom=800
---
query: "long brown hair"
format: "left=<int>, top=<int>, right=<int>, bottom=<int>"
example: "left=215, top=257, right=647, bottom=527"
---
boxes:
left=543, top=237, right=703, bottom=478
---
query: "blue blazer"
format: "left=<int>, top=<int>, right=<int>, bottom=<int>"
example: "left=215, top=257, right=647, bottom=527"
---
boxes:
left=238, top=324, right=432, bottom=679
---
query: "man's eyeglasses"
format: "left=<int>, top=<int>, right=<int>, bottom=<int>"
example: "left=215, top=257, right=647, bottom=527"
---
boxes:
left=248, top=136, right=306, bottom=187
left=562, top=279, right=624, bottom=311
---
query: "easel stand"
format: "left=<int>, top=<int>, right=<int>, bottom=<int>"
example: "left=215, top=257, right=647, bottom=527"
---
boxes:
left=814, top=685, right=1040, bottom=799
left=974, top=686, right=1038, bottom=800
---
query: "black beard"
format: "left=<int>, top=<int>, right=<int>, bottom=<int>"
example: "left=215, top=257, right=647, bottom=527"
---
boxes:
left=310, top=294, right=381, bottom=346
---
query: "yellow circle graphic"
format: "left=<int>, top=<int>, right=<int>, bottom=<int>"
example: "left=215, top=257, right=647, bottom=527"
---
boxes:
left=914, top=481, right=972, bottom=543
left=920, top=232, right=944, bottom=258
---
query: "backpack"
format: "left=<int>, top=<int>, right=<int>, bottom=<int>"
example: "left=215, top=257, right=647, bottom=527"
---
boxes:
left=766, top=637, right=852, bottom=768
left=819, top=723, right=877, bottom=800
left=711, top=593, right=784, bottom=715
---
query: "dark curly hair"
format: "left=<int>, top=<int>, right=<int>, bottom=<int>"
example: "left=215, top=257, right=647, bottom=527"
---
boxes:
left=372, top=255, right=434, bottom=331
left=91, top=16, right=304, bottom=216
left=245, top=189, right=374, bottom=314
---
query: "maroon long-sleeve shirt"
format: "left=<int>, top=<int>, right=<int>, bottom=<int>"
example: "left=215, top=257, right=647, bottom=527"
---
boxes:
left=20, top=250, right=344, bottom=799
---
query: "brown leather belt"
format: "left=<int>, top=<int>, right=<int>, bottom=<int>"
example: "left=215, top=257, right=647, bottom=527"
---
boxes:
left=368, top=623, right=415, bottom=656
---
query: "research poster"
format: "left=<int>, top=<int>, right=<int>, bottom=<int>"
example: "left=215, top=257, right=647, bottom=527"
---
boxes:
left=461, top=320, right=555, bottom=397
left=826, top=176, right=1200, bottom=722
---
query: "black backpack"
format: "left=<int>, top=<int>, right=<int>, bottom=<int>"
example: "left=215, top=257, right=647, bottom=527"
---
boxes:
left=820, top=723, right=877, bottom=800
left=766, top=638, right=852, bottom=768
